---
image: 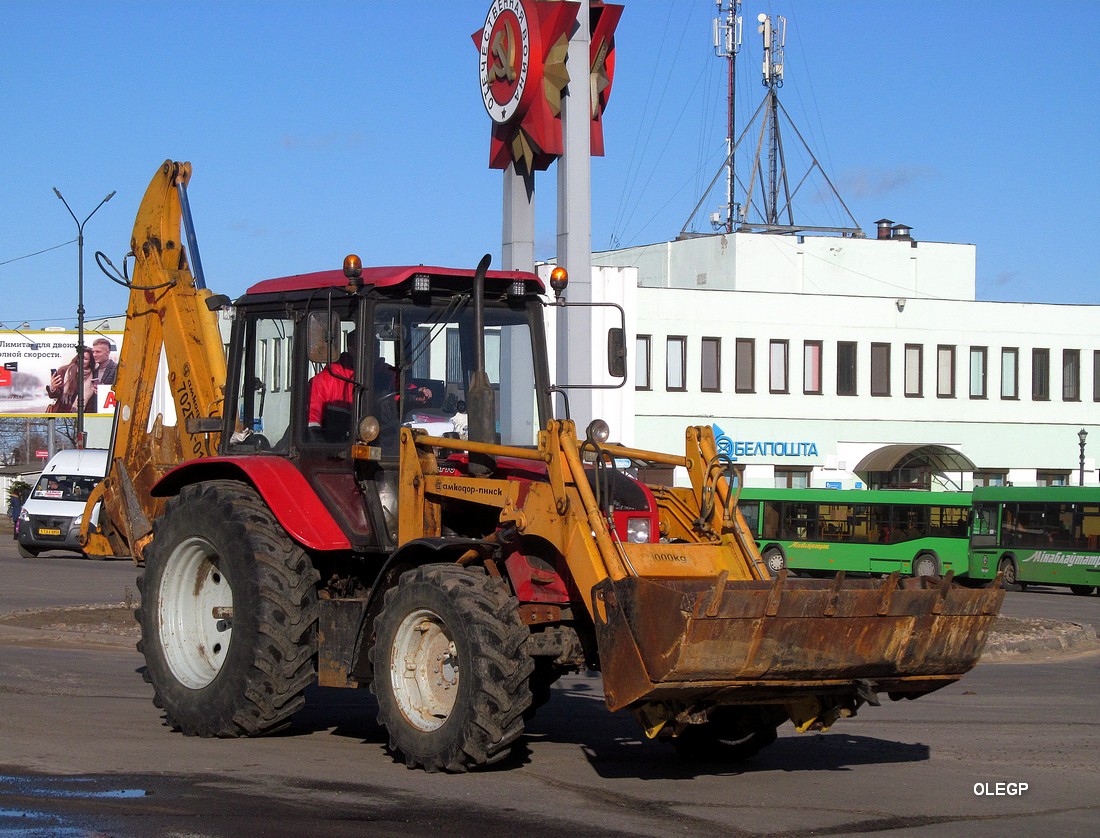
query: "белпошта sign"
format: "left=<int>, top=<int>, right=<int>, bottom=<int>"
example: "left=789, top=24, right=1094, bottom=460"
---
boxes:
left=713, top=424, right=819, bottom=460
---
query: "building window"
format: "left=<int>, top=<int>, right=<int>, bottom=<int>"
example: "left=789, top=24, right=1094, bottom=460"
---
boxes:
left=803, top=340, right=822, bottom=395
left=411, top=327, right=431, bottom=379
left=837, top=341, right=857, bottom=396
left=1094, top=350, right=1100, bottom=402
left=635, top=335, right=651, bottom=391
left=969, top=346, right=987, bottom=399
left=284, top=335, right=294, bottom=391
left=769, top=340, right=789, bottom=394
left=1001, top=348, right=1018, bottom=399
left=1063, top=349, right=1080, bottom=401
left=701, top=337, right=721, bottom=392
left=1032, top=348, right=1050, bottom=400
left=870, top=343, right=891, bottom=397
left=904, top=344, right=923, bottom=397
left=973, top=471, right=1007, bottom=487
left=1036, top=471, right=1068, bottom=487
left=446, top=329, right=463, bottom=385
left=666, top=336, right=686, bottom=392
left=774, top=467, right=811, bottom=489
left=258, top=339, right=269, bottom=389
left=735, top=338, right=755, bottom=393
left=272, top=337, right=283, bottom=393
left=937, top=345, right=955, bottom=398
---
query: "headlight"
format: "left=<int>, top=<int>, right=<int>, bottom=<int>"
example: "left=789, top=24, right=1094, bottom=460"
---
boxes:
left=626, top=517, right=651, bottom=544
left=586, top=419, right=611, bottom=444
left=18, top=508, right=29, bottom=522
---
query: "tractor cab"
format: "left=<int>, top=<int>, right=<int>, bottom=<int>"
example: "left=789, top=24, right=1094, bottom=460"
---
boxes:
left=220, top=260, right=553, bottom=551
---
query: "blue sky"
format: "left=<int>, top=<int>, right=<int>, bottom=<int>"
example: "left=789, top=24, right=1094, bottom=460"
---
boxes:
left=2, top=0, right=1098, bottom=329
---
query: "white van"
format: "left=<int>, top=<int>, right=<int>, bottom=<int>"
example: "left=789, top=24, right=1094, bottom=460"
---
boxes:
left=17, top=449, right=108, bottom=558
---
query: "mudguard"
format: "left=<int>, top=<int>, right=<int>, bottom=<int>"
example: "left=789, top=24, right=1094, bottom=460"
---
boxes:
left=152, top=456, right=351, bottom=551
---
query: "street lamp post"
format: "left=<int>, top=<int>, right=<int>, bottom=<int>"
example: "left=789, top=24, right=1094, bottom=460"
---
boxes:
left=1079, top=428, right=1088, bottom=486
left=53, top=187, right=116, bottom=448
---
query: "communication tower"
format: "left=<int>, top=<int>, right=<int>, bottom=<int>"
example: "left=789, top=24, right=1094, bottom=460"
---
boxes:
left=683, top=9, right=862, bottom=238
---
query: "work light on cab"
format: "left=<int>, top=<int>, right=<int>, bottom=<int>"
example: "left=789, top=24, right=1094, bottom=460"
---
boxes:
left=343, top=253, right=363, bottom=292
left=549, top=266, right=568, bottom=300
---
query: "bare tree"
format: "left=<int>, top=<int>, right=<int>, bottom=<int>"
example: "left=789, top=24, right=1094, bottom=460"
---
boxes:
left=0, top=417, right=76, bottom=465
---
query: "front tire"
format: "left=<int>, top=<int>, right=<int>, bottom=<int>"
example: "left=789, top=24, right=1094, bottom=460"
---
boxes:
left=17, top=544, right=40, bottom=558
left=136, top=480, right=320, bottom=738
left=1069, top=585, right=1097, bottom=596
left=997, top=556, right=1022, bottom=592
left=762, top=547, right=786, bottom=576
left=912, top=553, right=939, bottom=578
left=370, top=564, right=533, bottom=773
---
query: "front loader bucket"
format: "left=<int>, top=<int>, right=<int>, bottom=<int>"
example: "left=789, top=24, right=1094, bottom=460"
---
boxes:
left=592, top=571, right=1004, bottom=712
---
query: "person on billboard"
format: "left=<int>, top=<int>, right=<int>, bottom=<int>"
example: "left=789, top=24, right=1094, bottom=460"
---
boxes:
left=91, top=337, right=117, bottom=385
left=45, top=348, right=97, bottom=413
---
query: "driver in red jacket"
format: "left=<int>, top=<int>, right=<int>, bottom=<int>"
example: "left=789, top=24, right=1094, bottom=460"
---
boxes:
left=308, top=336, right=355, bottom=435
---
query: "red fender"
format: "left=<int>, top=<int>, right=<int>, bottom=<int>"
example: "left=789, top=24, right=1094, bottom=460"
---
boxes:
left=152, top=457, right=351, bottom=551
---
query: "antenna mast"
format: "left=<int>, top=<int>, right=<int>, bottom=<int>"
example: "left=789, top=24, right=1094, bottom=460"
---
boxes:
left=681, top=8, right=863, bottom=238
left=713, top=0, right=742, bottom=233
left=758, top=12, right=787, bottom=226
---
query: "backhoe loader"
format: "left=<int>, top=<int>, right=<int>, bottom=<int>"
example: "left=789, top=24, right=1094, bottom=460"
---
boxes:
left=82, top=161, right=1004, bottom=772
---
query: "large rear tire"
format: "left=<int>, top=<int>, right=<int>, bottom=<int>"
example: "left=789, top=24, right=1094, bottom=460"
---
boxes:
left=370, top=564, right=533, bottom=773
left=136, top=480, right=320, bottom=738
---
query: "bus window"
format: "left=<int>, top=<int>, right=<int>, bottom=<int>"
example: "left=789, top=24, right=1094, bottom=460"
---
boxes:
left=740, top=500, right=761, bottom=536
left=782, top=502, right=817, bottom=541
left=970, top=504, right=998, bottom=548
left=761, top=501, right=781, bottom=539
left=819, top=504, right=849, bottom=540
left=1082, top=505, right=1100, bottom=551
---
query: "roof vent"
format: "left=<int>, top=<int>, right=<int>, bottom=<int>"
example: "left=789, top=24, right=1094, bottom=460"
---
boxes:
left=891, top=223, right=913, bottom=242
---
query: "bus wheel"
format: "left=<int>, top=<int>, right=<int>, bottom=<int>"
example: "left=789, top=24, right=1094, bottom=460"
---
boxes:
left=1070, top=585, right=1097, bottom=596
left=762, top=547, right=786, bottom=576
left=912, top=553, right=939, bottom=578
left=997, top=557, right=1022, bottom=592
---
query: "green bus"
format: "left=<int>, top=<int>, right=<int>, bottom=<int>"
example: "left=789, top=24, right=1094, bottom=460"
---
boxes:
left=968, top=486, right=1100, bottom=595
left=737, top=488, right=972, bottom=579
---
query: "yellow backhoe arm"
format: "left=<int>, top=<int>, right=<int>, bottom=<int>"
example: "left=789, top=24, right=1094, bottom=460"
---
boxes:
left=81, top=161, right=227, bottom=561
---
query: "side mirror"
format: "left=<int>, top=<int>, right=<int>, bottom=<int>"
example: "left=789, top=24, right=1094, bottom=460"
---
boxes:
left=306, top=311, right=341, bottom=364
left=607, top=327, right=627, bottom=379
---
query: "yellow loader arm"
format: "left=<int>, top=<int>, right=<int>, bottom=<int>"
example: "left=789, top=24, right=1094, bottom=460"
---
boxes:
left=404, top=421, right=1004, bottom=732
left=81, top=161, right=228, bottom=562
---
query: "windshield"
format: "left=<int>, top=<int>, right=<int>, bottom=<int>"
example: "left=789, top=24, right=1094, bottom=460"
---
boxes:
left=32, top=474, right=100, bottom=502
left=374, top=299, right=544, bottom=447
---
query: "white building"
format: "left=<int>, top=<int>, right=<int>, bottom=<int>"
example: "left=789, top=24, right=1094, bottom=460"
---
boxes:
left=80, top=227, right=1096, bottom=492
left=582, top=226, right=1098, bottom=490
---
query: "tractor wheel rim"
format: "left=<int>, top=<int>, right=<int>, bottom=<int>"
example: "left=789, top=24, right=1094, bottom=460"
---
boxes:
left=158, top=536, right=233, bottom=690
left=389, top=607, right=459, bottom=732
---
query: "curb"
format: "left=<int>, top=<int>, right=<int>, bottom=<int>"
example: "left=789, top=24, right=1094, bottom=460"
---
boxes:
left=2, top=606, right=1097, bottom=662
left=982, top=620, right=1099, bottom=660
left=0, top=622, right=138, bottom=650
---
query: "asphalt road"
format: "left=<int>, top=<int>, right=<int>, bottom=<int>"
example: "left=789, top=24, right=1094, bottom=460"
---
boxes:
left=0, top=542, right=1098, bottom=837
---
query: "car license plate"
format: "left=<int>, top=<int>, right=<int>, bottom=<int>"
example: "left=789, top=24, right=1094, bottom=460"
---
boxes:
left=38, top=528, right=62, bottom=536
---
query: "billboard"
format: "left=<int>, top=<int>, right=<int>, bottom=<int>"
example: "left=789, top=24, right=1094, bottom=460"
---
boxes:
left=0, top=330, right=124, bottom=417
